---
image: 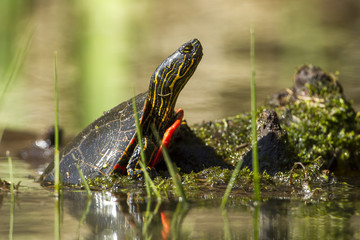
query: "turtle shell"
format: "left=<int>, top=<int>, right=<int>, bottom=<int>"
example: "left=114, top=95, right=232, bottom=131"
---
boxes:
left=41, top=92, right=148, bottom=185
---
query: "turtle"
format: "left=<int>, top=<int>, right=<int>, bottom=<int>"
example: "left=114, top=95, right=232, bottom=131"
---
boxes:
left=41, top=38, right=203, bottom=185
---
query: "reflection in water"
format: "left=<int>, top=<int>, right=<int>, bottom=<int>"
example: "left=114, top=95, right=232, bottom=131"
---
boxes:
left=64, top=191, right=187, bottom=239
left=60, top=190, right=360, bottom=240
left=0, top=158, right=360, bottom=239
left=65, top=192, right=129, bottom=239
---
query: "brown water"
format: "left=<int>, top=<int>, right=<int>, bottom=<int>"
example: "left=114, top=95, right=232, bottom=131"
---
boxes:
left=1, top=1, right=360, bottom=239
left=1, top=131, right=360, bottom=240
left=1, top=0, right=360, bottom=134
left=1, top=156, right=360, bottom=239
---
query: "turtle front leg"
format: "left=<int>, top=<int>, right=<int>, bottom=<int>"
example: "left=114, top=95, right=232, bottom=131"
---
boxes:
left=150, top=108, right=184, bottom=167
left=126, top=137, right=157, bottom=178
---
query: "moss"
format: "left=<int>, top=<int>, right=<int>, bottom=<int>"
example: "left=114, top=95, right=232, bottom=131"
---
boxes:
left=275, top=81, right=360, bottom=173
left=89, top=174, right=137, bottom=191
left=192, top=113, right=252, bottom=166
left=88, top=66, right=360, bottom=200
left=193, top=66, right=360, bottom=176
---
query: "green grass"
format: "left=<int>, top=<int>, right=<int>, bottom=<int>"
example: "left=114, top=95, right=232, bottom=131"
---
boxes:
left=169, top=201, right=189, bottom=239
left=54, top=52, right=92, bottom=240
left=54, top=197, right=61, bottom=240
left=220, top=158, right=243, bottom=209
left=1, top=25, right=33, bottom=240
left=77, top=198, right=92, bottom=239
left=142, top=199, right=161, bottom=239
left=132, top=95, right=161, bottom=199
left=53, top=52, right=61, bottom=240
left=250, top=27, right=260, bottom=240
left=0, top=29, right=33, bottom=105
left=222, top=209, right=231, bottom=240
left=53, top=52, right=60, bottom=196
left=250, top=27, right=260, bottom=201
left=253, top=203, right=260, bottom=240
left=221, top=27, right=260, bottom=208
left=75, top=161, right=92, bottom=198
left=7, top=151, right=14, bottom=240
left=0, top=28, right=33, bottom=144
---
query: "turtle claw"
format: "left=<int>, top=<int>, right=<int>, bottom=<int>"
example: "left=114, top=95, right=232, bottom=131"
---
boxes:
left=128, top=166, right=157, bottom=179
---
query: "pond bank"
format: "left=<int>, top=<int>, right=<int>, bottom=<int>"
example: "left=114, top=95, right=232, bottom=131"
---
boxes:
left=1, top=64, right=360, bottom=239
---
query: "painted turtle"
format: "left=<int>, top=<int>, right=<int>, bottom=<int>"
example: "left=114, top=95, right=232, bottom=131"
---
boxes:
left=41, top=39, right=203, bottom=185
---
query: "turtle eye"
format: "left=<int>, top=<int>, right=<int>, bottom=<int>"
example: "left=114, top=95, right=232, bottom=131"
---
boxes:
left=182, top=44, right=193, bottom=54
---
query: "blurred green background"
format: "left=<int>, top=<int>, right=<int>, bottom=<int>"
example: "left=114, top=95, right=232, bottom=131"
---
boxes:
left=1, top=0, right=359, bottom=135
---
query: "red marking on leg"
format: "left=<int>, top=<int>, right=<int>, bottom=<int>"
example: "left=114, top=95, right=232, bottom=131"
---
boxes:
left=114, top=164, right=127, bottom=175
left=150, top=108, right=184, bottom=167
left=113, top=134, right=136, bottom=175
left=160, top=211, right=171, bottom=240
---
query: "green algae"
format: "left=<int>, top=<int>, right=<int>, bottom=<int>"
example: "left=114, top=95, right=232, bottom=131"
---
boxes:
left=87, top=66, right=360, bottom=200
left=275, top=85, right=360, bottom=174
left=192, top=66, right=359, bottom=181
left=192, top=113, right=252, bottom=166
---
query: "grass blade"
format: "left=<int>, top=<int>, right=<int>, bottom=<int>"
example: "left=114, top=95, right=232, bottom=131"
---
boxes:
left=221, top=27, right=260, bottom=208
left=250, top=27, right=260, bottom=201
left=0, top=28, right=34, bottom=145
left=222, top=209, right=231, bottom=240
left=220, top=159, right=243, bottom=209
left=0, top=28, right=34, bottom=105
left=132, top=95, right=161, bottom=199
left=75, top=161, right=92, bottom=198
left=54, top=197, right=61, bottom=240
left=53, top=52, right=61, bottom=196
left=151, top=125, right=187, bottom=202
left=77, top=198, right=92, bottom=239
left=142, top=198, right=161, bottom=238
left=7, top=151, right=14, bottom=240
left=253, top=203, right=260, bottom=240
left=53, top=51, right=61, bottom=240
left=169, top=201, right=189, bottom=239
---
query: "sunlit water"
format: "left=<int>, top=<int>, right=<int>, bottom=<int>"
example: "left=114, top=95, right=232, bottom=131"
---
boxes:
left=1, top=0, right=359, bottom=134
left=1, top=158, right=360, bottom=240
left=1, top=1, right=360, bottom=239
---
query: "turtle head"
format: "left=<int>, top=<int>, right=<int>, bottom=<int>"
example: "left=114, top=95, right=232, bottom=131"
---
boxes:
left=148, top=38, right=203, bottom=123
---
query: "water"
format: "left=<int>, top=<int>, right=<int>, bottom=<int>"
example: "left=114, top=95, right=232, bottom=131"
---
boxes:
left=1, top=1, right=360, bottom=239
left=1, top=0, right=359, bottom=134
left=0, top=157, right=360, bottom=239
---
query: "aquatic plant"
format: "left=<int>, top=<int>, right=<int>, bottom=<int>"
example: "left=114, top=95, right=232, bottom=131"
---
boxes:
left=250, top=27, right=260, bottom=201
left=222, top=27, right=259, bottom=208
left=132, top=96, right=161, bottom=199
left=275, top=67, right=360, bottom=174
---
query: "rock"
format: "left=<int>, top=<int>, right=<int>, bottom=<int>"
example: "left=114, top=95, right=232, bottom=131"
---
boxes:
left=165, top=123, right=231, bottom=174
left=241, top=109, right=296, bottom=175
left=269, top=65, right=343, bottom=107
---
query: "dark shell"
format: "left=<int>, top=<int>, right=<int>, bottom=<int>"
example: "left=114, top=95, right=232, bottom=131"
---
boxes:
left=41, top=92, right=148, bottom=185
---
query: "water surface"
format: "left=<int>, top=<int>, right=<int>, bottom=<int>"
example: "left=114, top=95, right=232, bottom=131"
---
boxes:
left=0, top=157, right=360, bottom=239
left=0, top=0, right=359, bottom=134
